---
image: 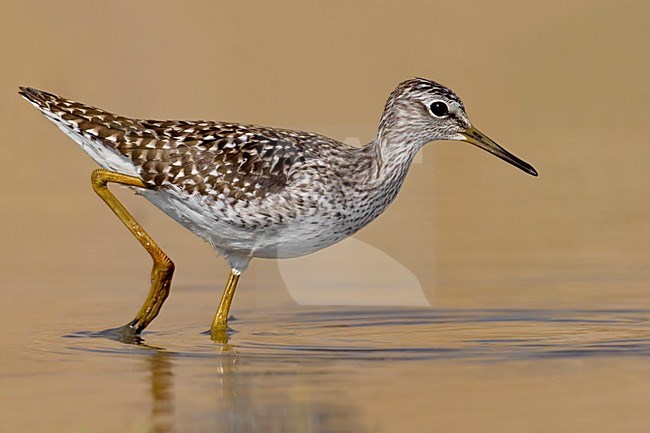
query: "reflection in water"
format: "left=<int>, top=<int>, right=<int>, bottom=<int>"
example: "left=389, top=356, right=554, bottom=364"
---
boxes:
left=79, top=307, right=648, bottom=432
left=149, top=351, right=174, bottom=433
left=209, top=356, right=364, bottom=433
left=142, top=343, right=366, bottom=433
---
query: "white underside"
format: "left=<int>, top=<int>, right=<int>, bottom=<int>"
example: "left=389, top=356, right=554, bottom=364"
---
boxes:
left=141, top=186, right=348, bottom=271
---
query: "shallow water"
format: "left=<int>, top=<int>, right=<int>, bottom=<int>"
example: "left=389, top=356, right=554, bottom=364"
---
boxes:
left=6, top=291, right=650, bottom=432
left=3, top=1, right=650, bottom=432
left=54, top=307, right=649, bottom=359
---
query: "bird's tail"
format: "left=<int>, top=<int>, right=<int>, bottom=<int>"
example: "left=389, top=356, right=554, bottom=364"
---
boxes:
left=19, top=87, right=140, bottom=176
left=19, top=87, right=66, bottom=122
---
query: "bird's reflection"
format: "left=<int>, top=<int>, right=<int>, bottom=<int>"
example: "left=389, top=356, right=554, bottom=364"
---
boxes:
left=135, top=338, right=365, bottom=433
left=149, top=351, right=174, bottom=433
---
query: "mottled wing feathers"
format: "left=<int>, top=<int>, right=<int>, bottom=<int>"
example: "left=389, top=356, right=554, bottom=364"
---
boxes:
left=129, top=122, right=309, bottom=200
left=19, top=87, right=313, bottom=201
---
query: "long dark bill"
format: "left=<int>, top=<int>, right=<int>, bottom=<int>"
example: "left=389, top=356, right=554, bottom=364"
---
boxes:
left=460, top=126, right=538, bottom=176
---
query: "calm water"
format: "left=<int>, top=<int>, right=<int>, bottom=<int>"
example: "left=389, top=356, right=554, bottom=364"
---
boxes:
left=12, top=302, right=650, bottom=433
left=2, top=1, right=650, bottom=432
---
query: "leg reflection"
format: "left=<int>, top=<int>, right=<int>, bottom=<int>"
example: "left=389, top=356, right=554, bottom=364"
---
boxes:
left=141, top=343, right=366, bottom=432
left=149, top=351, right=174, bottom=433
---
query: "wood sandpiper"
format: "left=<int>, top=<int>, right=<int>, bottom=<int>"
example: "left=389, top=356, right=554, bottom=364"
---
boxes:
left=20, top=78, right=538, bottom=342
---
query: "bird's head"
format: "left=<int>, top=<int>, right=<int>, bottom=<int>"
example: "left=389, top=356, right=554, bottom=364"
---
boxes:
left=378, top=77, right=537, bottom=176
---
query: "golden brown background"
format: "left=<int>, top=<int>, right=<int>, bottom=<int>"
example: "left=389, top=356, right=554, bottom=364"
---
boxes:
left=1, top=1, right=649, bottom=432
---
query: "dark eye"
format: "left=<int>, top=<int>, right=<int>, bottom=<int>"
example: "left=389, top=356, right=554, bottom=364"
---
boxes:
left=429, top=101, right=448, bottom=117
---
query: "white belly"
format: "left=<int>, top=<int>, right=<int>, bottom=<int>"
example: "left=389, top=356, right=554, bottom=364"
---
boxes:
left=139, top=186, right=354, bottom=264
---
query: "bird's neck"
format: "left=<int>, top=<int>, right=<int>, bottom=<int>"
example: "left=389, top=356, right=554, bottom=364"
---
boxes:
left=363, top=133, right=424, bottom=188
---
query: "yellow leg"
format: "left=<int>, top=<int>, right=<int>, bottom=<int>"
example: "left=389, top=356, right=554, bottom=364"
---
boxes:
left=211, top=270, right=241, bottom=341
left=91, top=169, right=175, bottom=334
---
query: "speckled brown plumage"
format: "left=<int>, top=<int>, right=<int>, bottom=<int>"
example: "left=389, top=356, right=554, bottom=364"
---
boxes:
left=19, top=78, right=536, bottom=272
left=19, top=87, right=350, bottom=201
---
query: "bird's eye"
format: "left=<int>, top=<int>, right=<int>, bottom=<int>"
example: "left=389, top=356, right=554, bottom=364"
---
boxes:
left=429, top=101, right=449, bottom=117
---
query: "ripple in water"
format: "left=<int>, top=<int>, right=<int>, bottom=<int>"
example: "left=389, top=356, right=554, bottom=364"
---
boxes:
left=41, top=308, right=650, bottom=362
